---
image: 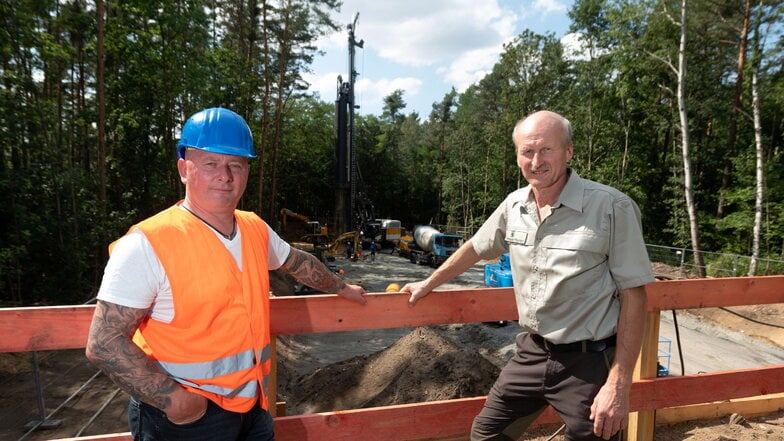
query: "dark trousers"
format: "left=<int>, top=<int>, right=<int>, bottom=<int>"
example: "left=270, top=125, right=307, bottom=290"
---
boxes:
left=129, top=397, right=274, bottom=441
left=471, top=333, right=619, bottom=441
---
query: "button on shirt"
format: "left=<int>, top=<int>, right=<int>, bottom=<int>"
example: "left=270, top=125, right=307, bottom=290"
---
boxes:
left=471, top=170, right=655, bottom=344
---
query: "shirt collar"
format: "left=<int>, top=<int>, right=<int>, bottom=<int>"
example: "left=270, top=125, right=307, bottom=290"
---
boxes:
left=522, top=168, right=584, bottom=213
left=558, top=169, right=584, bottom=213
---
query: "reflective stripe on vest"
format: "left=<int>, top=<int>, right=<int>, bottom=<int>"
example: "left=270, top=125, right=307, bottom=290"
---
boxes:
left=155, top=345, right=272, bottom=399
left=176, top=377, right=259, bottom=399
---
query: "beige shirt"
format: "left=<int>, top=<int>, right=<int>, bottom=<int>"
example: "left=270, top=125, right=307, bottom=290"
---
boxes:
left=472, top=170, right=655, bottom=344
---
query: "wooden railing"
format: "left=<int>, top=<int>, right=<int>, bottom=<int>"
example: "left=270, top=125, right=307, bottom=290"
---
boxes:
left=2, top=276, right=783, bottom=441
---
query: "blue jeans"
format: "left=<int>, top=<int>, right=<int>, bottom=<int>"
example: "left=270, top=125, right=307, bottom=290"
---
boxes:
left=129, top=397, right=274, bottom=441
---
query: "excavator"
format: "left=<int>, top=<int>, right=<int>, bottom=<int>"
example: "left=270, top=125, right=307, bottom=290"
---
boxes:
left=278, top=208, right=332, bottom=262
left=280, top=208, right=327, bottom=236
left=279, top=209, right=366, bottom=264
left=328, top=230, right=362, bottom=261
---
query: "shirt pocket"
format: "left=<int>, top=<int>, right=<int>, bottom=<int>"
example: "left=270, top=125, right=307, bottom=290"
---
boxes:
left=540, top=230, right=609, bottom=275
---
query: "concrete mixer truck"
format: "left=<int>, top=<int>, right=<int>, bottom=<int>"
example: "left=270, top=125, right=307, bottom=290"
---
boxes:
left=398, top=225, right=463, bottom=267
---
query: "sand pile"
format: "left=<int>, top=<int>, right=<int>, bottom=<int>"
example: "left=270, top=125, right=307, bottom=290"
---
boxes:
left=285, top=326, right=500, bottom=414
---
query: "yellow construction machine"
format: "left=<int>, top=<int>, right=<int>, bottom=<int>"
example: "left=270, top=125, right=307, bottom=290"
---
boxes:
left=280, top=208, right=327, bottom=237
left=328, top=230, right=362, bottom=261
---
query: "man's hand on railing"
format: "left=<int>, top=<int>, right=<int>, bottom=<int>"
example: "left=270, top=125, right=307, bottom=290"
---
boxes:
left=337, top=284, right=368, bottom=305
left=401, top=280, right=433, bottom=307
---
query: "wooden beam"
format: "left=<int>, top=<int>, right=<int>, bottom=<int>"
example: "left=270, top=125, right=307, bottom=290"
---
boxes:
left=5, top=277, right=784, bottom=352
left=272, top=397, right=561, bottom=441
left=628, top=311, right=661, bottom=441
left=268, top=289, right=518, bottom=335
left=7, top=278, right=784, bottom=441
left=630, top=365, right=784, bottom=410
left=0, top=305, right=94, bottom=352
left=272, top=366, right=784, bottom=441
left=49, top=367, right=784, bottom=441
left=656, top=393, right=784, bottom=425
left=646, top=276, right=784, bottom=311
left=0, top=289, right=520, bottom=352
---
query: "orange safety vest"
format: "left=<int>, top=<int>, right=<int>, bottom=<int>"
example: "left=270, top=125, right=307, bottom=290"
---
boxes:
left=127, top=203, right=272, bottom=413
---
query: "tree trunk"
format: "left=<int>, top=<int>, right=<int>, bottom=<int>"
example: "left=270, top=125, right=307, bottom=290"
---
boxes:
left=269, top=0, right=291, bottom=222
left=258, top=0, right=271, bottom=216
left=677, top=0, right=706, bottom=276
left=749, top=70, right=764, bottom=275
left=620, top=120, right=630, bottom=186
left=717, top=0, right=752, bottom=218
left=96, top=0, right=107, bottom=206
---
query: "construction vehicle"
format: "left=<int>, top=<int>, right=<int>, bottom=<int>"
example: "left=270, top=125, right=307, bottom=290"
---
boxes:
left=280, top=208, right=327, bottom=237
left=280, top=208, right=337, bottom=265
left=328, top=230, right=362, bottom=261
left=376, top=219, right=402, bottom=245
left=396, top=225, right=463, bottom=267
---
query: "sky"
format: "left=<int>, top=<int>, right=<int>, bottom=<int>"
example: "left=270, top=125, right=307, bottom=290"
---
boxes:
left=305, top=0, right=576, bottom=118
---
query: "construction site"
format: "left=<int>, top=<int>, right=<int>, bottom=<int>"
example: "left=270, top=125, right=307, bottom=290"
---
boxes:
left=1, top=252, right=784, bottom=441
left=2, top=14, right=784, bottom=441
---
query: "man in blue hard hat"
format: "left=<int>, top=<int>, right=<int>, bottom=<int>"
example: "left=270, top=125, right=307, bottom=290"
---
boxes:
left=86, top=107, right=367, bottom=441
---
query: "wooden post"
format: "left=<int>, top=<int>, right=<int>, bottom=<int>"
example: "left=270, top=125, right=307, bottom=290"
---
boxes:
left=627, top=311, right=660, bottom=441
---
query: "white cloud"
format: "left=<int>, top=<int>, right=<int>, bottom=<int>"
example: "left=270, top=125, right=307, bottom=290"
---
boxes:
left=310, top=0, right=574, bottom=114
left=326, top=0, right=516, bottom=66
left=305, top=71, right=423, bottom=113
left=516, top=0, right=568, bottom=23
left=560, top=32, right=609, bottom=61
left=305, top=71, right=344, bottom=103
left=560, top=32, right=586, bottom=60
left=438, top=47, right=501, bottom=92
left=354, top=77, right=424, bottom=113
left=317, top=0, right=522, bottom=99
left=532, top=0, right=568, bottom=15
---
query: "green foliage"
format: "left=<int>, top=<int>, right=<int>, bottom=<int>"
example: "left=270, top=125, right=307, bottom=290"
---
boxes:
left=276, top=97, right=336, bottom=218
left=2, top=0, right=783, bottom=305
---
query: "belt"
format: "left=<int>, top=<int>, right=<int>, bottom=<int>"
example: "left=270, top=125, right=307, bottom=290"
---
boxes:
left=531, top=334, right=616, bottom=353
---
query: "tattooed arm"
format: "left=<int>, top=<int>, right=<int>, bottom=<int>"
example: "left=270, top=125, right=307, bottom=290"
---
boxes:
left=280, top=248, right=367, bottom=304
left=85, top=300, right=208, bottom=424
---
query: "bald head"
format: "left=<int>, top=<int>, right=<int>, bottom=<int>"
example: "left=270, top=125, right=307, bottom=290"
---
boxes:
left=513, top=110, right=574, bottom=198
left=513, top=111, right=573, bottom=148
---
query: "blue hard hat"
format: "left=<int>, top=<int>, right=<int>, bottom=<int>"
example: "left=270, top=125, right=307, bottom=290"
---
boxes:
left=177, top=108, right=256, bottom=159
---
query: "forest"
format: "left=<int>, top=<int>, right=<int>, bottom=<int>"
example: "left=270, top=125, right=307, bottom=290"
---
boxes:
left=1, top=0, right=783, bottom=305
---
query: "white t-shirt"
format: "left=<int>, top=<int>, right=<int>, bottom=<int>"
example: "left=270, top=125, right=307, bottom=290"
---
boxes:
left=97, top=220, right=291, bottom=323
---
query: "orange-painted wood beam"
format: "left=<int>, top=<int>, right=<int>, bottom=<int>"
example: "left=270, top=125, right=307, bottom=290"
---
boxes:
left=51, top=365, right=784, bottom=441
left=630, top=365, right=784, bottom=410
left=273, top=397, right=560, bottom=441
left=268, top=288, right=518, bottom=335
left=3, top=276, right=784, bottom=353
left=0, top=305, right=95, bottom=352
left=646, top=276, right=784, bottom=311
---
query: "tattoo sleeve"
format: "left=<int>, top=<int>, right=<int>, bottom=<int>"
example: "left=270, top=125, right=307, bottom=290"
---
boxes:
left=280, top=248, right=348, bottom=294
left=85, top=300, right=181, bottom=410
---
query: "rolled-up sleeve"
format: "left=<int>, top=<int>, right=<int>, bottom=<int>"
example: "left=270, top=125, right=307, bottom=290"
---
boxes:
left=608, top=196, right=655, bottom=290
left=471, top=196, right=512, bottom=260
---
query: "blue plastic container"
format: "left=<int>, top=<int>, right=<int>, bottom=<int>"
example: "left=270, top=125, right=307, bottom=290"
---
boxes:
left=485, top=255, right=513, bottom=287
left=485, top=263, right=501, bottom=286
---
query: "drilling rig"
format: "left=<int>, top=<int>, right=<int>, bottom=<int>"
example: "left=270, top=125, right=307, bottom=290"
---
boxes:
left=333, top=13, right=378, bottom=249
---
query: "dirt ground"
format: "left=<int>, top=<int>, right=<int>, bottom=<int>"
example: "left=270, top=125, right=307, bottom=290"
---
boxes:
left=1, top=255, right=783, bottom=441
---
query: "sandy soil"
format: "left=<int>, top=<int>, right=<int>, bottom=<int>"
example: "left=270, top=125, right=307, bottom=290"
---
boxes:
left=1, top=254, right=783, bottom=441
